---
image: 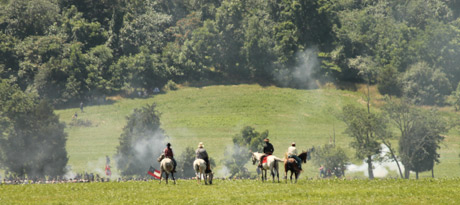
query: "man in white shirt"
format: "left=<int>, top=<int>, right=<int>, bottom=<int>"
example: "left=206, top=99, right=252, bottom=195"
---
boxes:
left=287, top=142, right=302, bottom=170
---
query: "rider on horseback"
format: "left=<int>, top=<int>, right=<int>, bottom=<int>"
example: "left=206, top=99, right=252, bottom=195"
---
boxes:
left=287, top=142, right=302, bottom=170
left=259, top=138, right=274, bottom=168
left=164, top=143, right=176, bottom=173
left=196, top=142, right=212, bottom=173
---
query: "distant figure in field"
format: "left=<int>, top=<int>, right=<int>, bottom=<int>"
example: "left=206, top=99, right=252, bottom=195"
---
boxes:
left=72, top=112, right=78, bottom=119
left=319, top=165, right=325, bottom=178
left=80, top=101, right=84, bottom=113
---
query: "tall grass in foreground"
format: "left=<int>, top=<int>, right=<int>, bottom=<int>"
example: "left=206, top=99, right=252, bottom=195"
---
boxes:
left=1, top=179, right=460, bottom=204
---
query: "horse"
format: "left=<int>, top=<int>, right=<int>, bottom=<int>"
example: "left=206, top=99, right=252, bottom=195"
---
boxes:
left=157, top=154, right=176, bottom=184
left=193, top=159, right=213, bottom=185
left=284, top=151, right=308, bottom=183
left=251, top=152, right=284, bottom=182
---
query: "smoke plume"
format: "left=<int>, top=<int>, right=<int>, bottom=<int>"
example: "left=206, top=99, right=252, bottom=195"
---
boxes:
left=347, top=144, right=405, bottom=178
left=275, top=47, right=320, bottom=89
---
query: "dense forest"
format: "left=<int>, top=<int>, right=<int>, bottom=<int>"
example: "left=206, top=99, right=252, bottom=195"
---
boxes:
left=2, top=0, right=460, bottom=107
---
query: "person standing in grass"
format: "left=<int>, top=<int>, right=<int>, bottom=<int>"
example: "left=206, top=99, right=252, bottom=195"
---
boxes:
left=80, top=101, right=84, bottom=113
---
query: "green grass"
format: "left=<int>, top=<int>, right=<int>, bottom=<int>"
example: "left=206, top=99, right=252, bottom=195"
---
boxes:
left=1, top=179, right=460, bottom=204
left=52, top=84, right=460, bottom=179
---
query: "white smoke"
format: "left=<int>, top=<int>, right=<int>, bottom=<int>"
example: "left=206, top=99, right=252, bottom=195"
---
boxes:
left=133, top=131, right=166, bottom=161
left=347, top=144, right=405, bottom=178
left=275, top=47, right=320, bottom=89
left=217, top=166, right=230, bottom=177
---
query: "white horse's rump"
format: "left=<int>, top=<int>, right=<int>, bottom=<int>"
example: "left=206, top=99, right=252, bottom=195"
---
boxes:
left=251, top=152, right=283, bottom=182
left=160, top=158, right=176, bottom=184
left=193, top=159, right=213, bottom=185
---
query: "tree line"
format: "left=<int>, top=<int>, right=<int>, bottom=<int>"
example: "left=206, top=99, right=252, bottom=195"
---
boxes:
left=2, top=0, right=460, bottom=107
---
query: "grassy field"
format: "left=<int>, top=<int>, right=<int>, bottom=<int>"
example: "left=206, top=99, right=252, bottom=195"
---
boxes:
left=51, top=84, right=460, bottom=179
left=1, top=179, right=460, bottom=204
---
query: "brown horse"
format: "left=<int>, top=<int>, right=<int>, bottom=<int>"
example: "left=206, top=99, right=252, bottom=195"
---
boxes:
left=284, top=151, right=308, bottom=183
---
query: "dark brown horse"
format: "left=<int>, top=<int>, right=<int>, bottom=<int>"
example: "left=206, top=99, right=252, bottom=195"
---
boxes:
left=284, top=151, right=308, bottom=183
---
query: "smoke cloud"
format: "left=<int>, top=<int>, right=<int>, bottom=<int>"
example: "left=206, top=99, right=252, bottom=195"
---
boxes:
left=347, top=144, right=405, bottom=178
left=275, top=47, right=320, bottom=89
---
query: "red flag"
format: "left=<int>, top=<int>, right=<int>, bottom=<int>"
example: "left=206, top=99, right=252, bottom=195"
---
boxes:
left=148, top=166, right=161, bottom=179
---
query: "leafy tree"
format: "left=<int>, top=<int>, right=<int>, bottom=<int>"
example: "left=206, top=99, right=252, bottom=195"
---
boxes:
left=119, top=4, right=171, bottom=55
left=176, top=146, right=195, bottom=178
left=2, top=0, right=60, bottom=38
left=0, top=80, right=68, bottom=178
left=34, top=42, right=89, bottom=106
left=402, top=61, right=451, bottom=105
left=0, top=33, right=19, bottom=80
left=377, top=66, right=402, bottom=97
left=312, top=143, right=349, bottom=177
left=222, top=126, right=267, bottom=178
left=383, top=98, right=448, bottom=179
left=85, top=45, right=115, bottom=96
left=112, top=46, right=172, bottom=93
left=341, top=104, right=389, bottom=179
left=114, top=104, right=166, bottom=177
left=449, top=82, right=460, bottom=111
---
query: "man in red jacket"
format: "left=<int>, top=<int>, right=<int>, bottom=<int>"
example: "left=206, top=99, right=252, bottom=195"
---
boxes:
left=163, top=143, right=176, bottom=173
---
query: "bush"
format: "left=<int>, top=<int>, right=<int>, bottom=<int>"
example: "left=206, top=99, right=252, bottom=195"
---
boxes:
left=163, top=80, right=178, bottom=92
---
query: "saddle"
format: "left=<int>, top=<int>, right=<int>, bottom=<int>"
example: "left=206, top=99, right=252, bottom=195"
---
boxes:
left=262, top=155, right=271, bottom=164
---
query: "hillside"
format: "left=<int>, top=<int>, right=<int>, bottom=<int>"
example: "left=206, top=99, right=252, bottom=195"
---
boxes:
left=55, top=84, right=460, bottom=178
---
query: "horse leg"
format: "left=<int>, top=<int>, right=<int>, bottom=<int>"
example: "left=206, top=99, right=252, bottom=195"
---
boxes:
left=285, top=170, right=288, bottom=184
left=165, top=172, right=169, bottom=184
left=263, top=170, right=267, bottom=182
left=290, top=172, right=293, bottom=183
left=275, top=166, right=280, bottom=183
left=209, top=172, right=213, bottom=185
left=295, top=172, right=298, bottom=183
left=172, top=172, right=176, bottom=185
left=261, top=170, right=264, bottom=182
left=204, top=172, right=208, bottom=185
left=159, top=170, right=162, bottom=184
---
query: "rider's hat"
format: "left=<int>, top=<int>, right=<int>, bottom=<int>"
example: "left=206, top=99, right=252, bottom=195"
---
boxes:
left=264, top=138, right=269, bottom=142
left=166, top=142, right=171, bottom=147
left=198, top=142, right=204, bottom=148
left=292, top=142, right=296, bottom=146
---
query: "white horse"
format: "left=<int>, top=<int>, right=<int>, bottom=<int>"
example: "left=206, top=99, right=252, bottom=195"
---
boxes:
left=251, top=152, right=284, bottom=182
left=193, top=159, right=213, bottom=185
left=158, top=155, right=176, bottom=184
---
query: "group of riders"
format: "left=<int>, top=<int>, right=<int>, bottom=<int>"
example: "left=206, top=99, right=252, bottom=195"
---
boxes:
left=162, top=142, right=212, bottom=174
left=161, top=138, right=302, bottom=174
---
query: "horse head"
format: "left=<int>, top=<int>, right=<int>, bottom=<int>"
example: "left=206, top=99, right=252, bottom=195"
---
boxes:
left=251, top=152, right=257, bottom=165
left=157, top=153, right=165, bottom=162
left=299, top=151, right=308, bottom=163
